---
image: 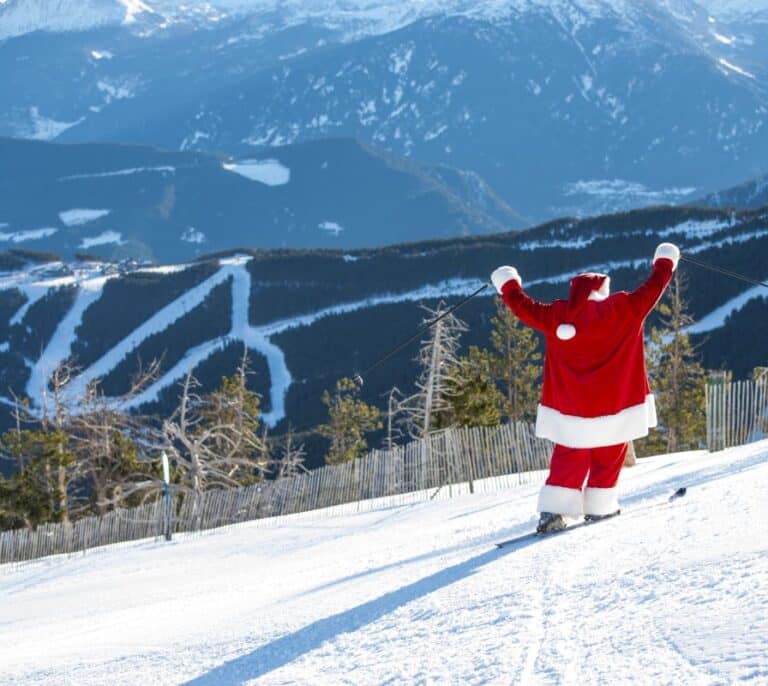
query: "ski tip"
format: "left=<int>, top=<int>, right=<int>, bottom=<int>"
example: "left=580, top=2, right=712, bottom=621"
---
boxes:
left=669, top=486, right=687, bottom=501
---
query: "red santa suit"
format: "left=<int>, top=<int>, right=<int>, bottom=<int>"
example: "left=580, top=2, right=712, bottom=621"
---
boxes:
left=491, top=243, right=679, bottom=517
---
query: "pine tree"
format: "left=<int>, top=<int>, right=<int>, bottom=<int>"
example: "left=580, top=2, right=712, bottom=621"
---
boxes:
left=487, top=297, right=542, bottom=423
left=445, top=346, right=504, bottom=427
left=0, top=425, right=77, bottom=528
left=197, top=350, right=269, bottom=484
left=162, top=359, right=269, bottom=493
left=318, top=377, right=382, bottom=465
left=641, top=273, right=706, bottom=456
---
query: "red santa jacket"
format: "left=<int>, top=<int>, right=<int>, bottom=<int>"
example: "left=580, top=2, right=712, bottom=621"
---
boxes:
left=498, top=251, right=676, bottom=448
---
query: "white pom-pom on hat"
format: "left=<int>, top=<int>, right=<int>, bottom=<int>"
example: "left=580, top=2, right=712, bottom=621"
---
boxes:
left=490, top=266, right=521, bottom=294
left=556, top=323, right=576, bottom=340
left=654, top=243, right=680, bottom=271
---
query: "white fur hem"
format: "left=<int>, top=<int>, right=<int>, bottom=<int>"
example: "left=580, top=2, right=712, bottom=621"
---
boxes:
left=583, top=487, right=620, bottom=516
left=537, top=484, right=583, bottom=517
left=535, top=395, right=657, bottom=448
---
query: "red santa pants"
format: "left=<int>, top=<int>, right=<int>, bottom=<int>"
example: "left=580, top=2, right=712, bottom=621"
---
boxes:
left=537, top=443, right=627, bottom=517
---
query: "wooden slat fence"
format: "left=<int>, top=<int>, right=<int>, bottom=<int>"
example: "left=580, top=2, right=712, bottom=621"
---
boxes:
left=1, top=422, right=552, bottom=565
left=706, top=377, right=768, bottom=451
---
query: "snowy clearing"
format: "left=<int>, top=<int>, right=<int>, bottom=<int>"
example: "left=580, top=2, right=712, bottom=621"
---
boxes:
left=0, top=227, right=57, bottom=243
left=2, top=441, right=767, bottom=685
left=79, top=231, right=125, bottom=249
left=222, top=159, right=290, bottom=186
left=59, top=208, right=111, bottom=227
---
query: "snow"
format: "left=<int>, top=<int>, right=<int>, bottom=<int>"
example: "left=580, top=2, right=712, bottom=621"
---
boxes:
left=59, top=167, right=175, bottom=181
left=0, top=227, right=57, bottom=243
left=687, top=278, right=768, bottom=334
left=134, top=264, right=191, bottom=275
left=62, top=262, right=244, bottom=409
left=0, top=0, right=697, bottom=45
left=712, top=31, right=735, bottom=45
left=97, top=76, right=140, bottom=102
left=23, top=106, right=83, bottom=141
left=181, top=227, right=207, bottom=244
left=658, top=218, right=731, bottom=239
left=2, top=0, right=766, bottom=47
left=718, top=57, right=755, bottom=79
left=319, top=220, right=344, bottom=236
left=59, top=208, right=111, bottom=226
left=79, top=231, right=125, bottom=249
left=700, top=1, right=768, bottom=18
left=120, top=0, right=152, bottom=24
left=25, top=274, right=114, bottom=410
left=120, top=256, right=292, bottom=426
left=1, top=440, right=767, bottom=684
left=563, top=179, right=697, bottom=202
left=222, top=159, right=290, bottom=186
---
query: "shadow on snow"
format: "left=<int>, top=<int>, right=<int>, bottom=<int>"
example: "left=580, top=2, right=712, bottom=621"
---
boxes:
left=182, top=539, right=534, bottom=684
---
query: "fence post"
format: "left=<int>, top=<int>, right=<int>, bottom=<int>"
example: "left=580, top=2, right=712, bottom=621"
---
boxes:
left=162, top=451, right=173, bottom=541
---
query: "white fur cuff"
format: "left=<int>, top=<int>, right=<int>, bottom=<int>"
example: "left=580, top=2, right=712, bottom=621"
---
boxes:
left=654, top=243, right=680, bottom=271
left=491, top=266, right=521, bottom=294
left=537, top=484, right=583, bottom=518
left=583, top=487, right=620, bottom=516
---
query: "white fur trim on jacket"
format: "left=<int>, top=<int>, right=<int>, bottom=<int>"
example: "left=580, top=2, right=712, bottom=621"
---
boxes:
left=537, top=484, right=583, bottom=517
left=588, top=275, right=611, bottom=301
left=491, top=266, right=521, bottom=294
left=535, top=395, right=657, bottom=448
left=654, top=243, right=680, bottom=271
left=583, top=487, right=620, bottom=516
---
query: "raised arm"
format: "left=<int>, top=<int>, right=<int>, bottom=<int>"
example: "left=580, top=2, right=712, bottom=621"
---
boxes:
left=491, top=266, right=555, bottom=333
left=627, top=243, right=680, bottom=319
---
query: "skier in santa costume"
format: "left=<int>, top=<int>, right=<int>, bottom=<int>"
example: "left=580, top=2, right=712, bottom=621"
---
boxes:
left=490, top=242, right=680, bottom=533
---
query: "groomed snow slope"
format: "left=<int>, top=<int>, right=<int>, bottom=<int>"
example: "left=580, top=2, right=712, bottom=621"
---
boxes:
left=2, top=441, right=768, bottom=685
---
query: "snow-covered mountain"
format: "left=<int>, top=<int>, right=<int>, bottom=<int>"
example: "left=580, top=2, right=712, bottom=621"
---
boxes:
left=0, top=136, right=524, bottom=260
left=2, top=438, right=767, bottom=684
left=3, top=1, right=768, bottom=221
left=3, top=1, right=768, bottom=41
left=0, top=203, right=765, bottom=450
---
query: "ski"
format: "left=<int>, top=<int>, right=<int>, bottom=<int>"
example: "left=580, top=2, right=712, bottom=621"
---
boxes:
left=494, top=487, right=687, bottom=549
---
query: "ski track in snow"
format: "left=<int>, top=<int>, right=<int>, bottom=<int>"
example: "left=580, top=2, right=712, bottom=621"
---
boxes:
left=2, top=252, right=765, bottom=425
left=1, top=442, right=767, bottom=685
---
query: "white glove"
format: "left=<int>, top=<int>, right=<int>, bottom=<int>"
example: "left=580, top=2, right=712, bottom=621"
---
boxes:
left=491, top=266, right=521, bottom=294
left=654, top=243, right=680, bottom=271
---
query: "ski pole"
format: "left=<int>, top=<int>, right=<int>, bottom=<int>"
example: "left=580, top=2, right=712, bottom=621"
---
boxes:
left=681, top=254, right=768, bottom=290
left=353, top=282, right=490, bottom=385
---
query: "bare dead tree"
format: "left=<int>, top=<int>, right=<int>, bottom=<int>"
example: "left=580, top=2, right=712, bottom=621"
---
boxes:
left=276, top=428, right=308, bottom=479
left=382, top=386, right=405, bottom=450
left=68, top=359, right=164, bottom=515
left=400, top=302, right=468, bottom=440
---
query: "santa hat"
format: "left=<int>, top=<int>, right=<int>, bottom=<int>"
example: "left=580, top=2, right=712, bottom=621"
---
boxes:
left=556, top=272, right=610, bottom=340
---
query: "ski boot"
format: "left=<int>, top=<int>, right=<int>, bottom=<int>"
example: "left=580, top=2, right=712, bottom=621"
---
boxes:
left=584, top=510, right=621, bottom=523
left=536, top=512, right=567, bottom=534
